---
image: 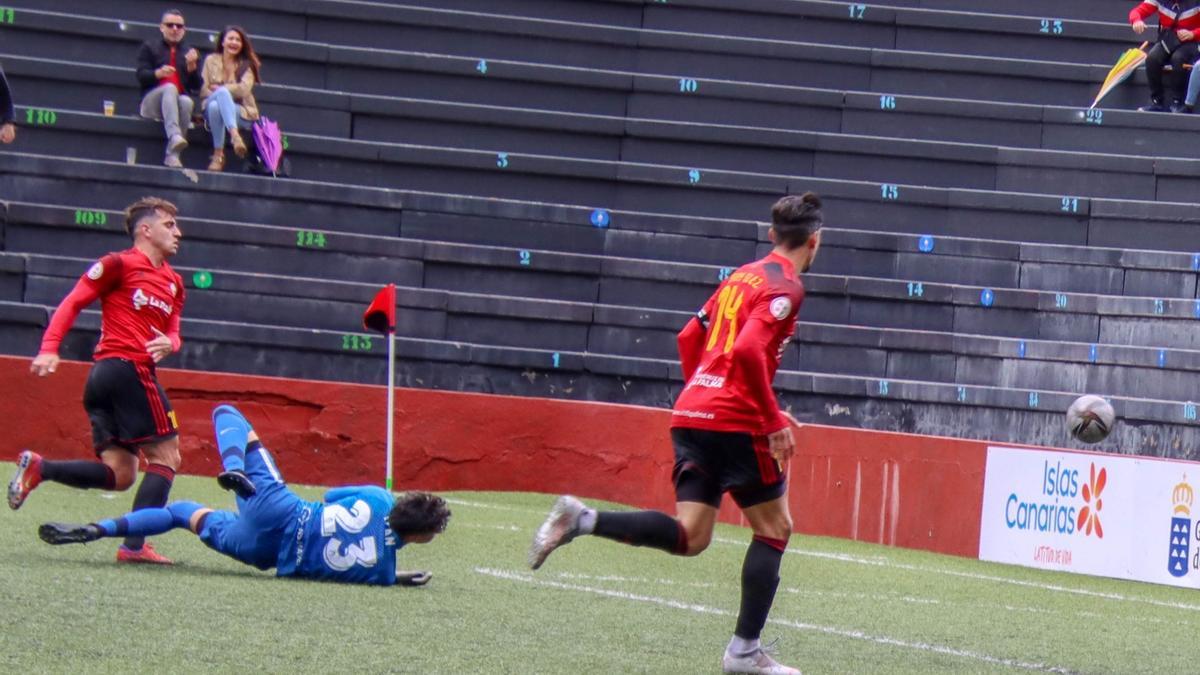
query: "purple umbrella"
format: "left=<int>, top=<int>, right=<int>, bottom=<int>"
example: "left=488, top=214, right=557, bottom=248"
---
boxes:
left=252, top=116, right=283, bottom=176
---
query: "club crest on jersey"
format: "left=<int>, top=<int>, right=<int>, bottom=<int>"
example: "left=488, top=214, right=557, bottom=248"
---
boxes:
left=131, top=288, right=173, bottom=315
left=86, top=261, right=104, bottom=280
left=769, top=296, right=792, bottom=320
left=170, top=282, right=178, bottom=297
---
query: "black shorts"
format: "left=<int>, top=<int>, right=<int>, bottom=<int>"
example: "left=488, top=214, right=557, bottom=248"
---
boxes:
left=83, top=358, right=178, bottom=454
left=671, top=427, right=785, bottom=509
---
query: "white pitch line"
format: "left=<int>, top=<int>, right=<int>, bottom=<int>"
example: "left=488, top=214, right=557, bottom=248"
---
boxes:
left=443, top=497, right=547, bottom=515
left=547, top=571, right=1180, bottom=627
left=712, top=536, right=1200, bottom=614
left=460, top=523, right=524, bottom=533
left=551, top=570, right=718, bottom=590
left=475, top=567, right=1073, bottom=674
left=449, top=495, right=1197, bottom=615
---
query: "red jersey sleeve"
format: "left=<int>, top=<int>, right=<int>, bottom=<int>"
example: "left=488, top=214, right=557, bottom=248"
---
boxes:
left=730, top=316, right=786, bottom=435
left=678, top=292, right=718, bottom=383
left=165, top=272, right=186, bottom=351
left=1130, top=2, right=1158, bottom=23
left=38, top=255, right=123, bottom=355
left=737, top=285, right=801, bottom=434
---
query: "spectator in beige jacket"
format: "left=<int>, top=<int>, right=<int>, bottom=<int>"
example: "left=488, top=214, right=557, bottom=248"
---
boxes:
left=200, top=26, right=261, bottom=171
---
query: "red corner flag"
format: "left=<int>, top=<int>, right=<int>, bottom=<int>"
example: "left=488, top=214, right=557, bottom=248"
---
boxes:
left=362, top=283, right=396, bottom=334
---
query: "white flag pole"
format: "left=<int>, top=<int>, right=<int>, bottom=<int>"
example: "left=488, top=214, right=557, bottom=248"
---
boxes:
left=385, top=329, right=396, bottom=491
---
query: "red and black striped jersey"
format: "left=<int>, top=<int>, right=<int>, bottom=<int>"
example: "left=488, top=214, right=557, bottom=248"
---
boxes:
left=672, top=251, right=804, bottom=435
left=39, top=247, right=185, bottom=363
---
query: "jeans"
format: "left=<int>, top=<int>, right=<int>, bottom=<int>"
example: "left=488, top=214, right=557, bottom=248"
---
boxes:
left=1187, top=62, right=1200, bottom=106
left=202, top=87, right=252, bottom=149
left=1146, top=41, right=1200, bottom=103
left=139, top=83, right=194, bottom=141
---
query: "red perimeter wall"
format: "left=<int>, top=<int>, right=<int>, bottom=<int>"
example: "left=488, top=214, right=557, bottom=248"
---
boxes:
left=1, top=356, right=986, bottom=557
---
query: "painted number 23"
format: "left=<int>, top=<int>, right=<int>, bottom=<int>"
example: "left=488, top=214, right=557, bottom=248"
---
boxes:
left=706, top=285, right=745, bottom=354
left=321, top=500, right=378, bottom=571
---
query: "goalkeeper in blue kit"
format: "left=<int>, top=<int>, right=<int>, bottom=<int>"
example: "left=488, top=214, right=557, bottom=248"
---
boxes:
left=39, top=405, right=450, bottom=586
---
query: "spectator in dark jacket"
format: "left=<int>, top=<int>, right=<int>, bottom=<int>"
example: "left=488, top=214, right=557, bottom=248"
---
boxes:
left=0, top=66, right=15, bottom=144
left=136, top=9, right=202, bottom=166
left=1131, top=0, right=1200, bottom=112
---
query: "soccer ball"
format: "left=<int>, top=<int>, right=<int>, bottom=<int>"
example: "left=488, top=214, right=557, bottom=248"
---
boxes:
left=1066, top=395, right=1115, bottom=444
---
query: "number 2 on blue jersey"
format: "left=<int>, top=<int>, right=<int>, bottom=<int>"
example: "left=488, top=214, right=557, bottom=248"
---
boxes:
left=321, top=500, right=378, bottom=571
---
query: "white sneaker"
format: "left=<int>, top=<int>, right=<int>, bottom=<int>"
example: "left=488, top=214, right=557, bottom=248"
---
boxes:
left=528, top=495, right=586, bottom=570
left=167, top=134, right=188, bottom=155
left=722, top=641, right=801, bottom=675
left=163, top=154, right=183, bottom=168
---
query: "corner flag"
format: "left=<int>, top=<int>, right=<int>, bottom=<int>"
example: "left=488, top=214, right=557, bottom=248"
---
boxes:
left=363, top=283, right=397, bottom=490
left=363, top=283, right=396, bottom=334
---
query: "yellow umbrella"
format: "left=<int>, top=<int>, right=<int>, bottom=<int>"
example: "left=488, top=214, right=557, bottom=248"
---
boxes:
left=1090, top=42, right=1150, bottom=109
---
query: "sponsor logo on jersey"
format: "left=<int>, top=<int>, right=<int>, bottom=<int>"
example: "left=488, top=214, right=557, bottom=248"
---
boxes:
left=688, top=373, right=726, bottom=389
left=769, top=296, right=792, bottom=320
left=294, top=505, right=313, bottom=563
left=87, top=261, right=104, bottom=280
left=132, top=288, right=173, bottom=315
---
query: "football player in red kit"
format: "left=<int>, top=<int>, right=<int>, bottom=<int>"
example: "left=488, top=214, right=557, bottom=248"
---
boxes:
left=529, top=193, right=824, bottom=675
left=10, top=197, right=186, bottom=565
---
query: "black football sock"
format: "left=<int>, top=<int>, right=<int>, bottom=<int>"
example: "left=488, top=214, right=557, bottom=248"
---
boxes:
left=734, top=535, right=787, bottom=641
left=593, top=510, right=688, bottom=555
left=41, top=460, right=116, bottom=490
left=123, top=464, right=175, bottom=551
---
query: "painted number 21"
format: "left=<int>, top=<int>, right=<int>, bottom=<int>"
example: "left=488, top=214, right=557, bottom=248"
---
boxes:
left=321, top=500, right=379, bottom=571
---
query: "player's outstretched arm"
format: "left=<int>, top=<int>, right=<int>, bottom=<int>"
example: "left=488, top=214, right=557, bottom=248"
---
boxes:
left=676, top=316, right=706, bottom=382
left=396, top=570, right=432, bottom=586
left=31, top=280, right=103, bottom=376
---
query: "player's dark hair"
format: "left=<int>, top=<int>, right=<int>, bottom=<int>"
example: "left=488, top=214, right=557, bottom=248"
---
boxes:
left=124, top=196, right=178, bottom=238
left=161, top=9, right=185, bottom=23
left=388, top=492, right=451, bottom=538
left=770, top=193, right=823, bottom=250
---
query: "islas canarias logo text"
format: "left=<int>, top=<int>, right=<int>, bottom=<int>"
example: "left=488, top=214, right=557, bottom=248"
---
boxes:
left=1168, top=475, right=1194, bottom=578
left=1005, top=460, right=1106, bottom=539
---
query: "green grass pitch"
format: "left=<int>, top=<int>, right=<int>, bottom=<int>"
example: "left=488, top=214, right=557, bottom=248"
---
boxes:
left=0, top=467, right=1193, bottom=674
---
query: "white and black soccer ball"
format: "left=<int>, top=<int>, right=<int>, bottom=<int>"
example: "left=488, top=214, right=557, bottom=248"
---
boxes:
left=1066, top=394, right=1115, bottom=444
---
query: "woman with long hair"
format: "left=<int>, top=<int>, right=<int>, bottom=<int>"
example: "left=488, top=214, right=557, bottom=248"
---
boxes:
left=200, top=26, right=261, bottom=171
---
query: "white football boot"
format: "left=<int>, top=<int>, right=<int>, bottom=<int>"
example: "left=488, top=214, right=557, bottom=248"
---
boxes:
left=528, top=495, right=586, bottom=570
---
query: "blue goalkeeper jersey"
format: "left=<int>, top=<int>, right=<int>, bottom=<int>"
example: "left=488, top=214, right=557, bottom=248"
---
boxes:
left=276, top=485, right=401, bottom=586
